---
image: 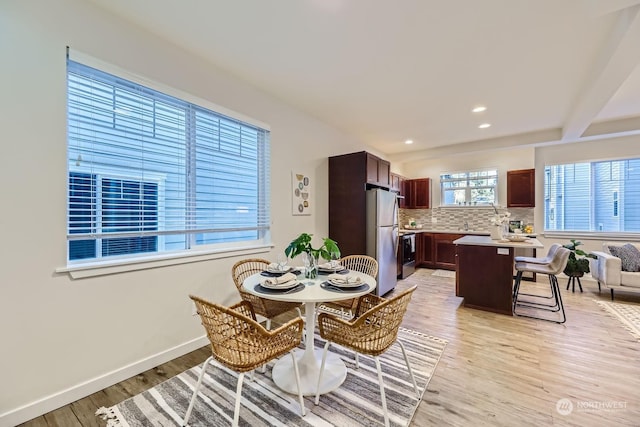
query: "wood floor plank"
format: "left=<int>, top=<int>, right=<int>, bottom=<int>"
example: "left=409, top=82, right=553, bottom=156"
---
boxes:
left=17, top=269, right=640, bottom=426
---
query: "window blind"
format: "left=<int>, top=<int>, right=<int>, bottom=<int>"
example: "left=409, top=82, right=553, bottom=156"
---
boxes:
left=544, top=159, right=640, bottom=233
left=67, top=58, right=271, bottom=263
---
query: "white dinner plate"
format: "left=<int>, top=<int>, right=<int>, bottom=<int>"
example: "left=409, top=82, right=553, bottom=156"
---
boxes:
left=329, top=277, right=363, bottom=288
left=507, top=235, right=528, bottom=242
left=260, top=280, right=300, bottom=290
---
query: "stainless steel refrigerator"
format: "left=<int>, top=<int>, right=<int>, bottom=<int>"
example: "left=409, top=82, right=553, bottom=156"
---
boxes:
left=366, top=188, right=399, bottom=296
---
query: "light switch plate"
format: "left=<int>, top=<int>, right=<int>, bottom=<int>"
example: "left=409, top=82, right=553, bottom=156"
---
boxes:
left=497, top=248, right=509, bottom=255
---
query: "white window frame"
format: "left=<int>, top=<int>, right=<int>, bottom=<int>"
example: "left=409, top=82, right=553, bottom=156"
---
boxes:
left=543, top=157, right=640, bottom=241
left=440, top=169, right=498, bottom=207
left=59, top=50, right=272, bottom=278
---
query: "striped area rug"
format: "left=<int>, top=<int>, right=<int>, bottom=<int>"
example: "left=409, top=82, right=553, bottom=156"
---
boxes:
left=594, top=300, right=640, bottom=341
left=96, top=328, right=446, bottom=427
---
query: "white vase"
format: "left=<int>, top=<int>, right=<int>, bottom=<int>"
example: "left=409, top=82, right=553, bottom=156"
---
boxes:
left=490, top=225, right=503, bottom=240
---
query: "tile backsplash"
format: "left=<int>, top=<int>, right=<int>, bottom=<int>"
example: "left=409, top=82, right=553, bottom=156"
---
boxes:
left=399, top=207, right=534, bottom=232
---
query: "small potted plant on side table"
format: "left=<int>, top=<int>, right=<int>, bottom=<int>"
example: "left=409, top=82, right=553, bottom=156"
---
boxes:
left=285, top=233, right=340, bottom=279
left=563, top=239, right=597, bottom=292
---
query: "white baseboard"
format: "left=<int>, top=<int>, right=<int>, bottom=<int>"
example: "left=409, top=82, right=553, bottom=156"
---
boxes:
left=0, top=335, right=209, bottom=427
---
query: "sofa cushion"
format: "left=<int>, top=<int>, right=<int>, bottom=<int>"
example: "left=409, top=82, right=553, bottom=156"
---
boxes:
left=620, top=271, right=640, bottom=288
left=607, top=243, right=640, bottom=272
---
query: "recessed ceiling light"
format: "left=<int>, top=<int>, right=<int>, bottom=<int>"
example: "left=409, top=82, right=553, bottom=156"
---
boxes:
left=472, top=106, right=487, bottom=113
left=478, top=123, right=491, bottom=129
left=405, top=139, right=414, bottom=144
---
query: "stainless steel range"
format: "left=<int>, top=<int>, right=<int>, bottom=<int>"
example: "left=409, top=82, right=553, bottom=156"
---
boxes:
left=400, top=232, right=416, bottom=279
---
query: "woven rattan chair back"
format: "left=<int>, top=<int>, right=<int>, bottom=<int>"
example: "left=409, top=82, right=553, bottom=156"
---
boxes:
left=190, top=295, right=302, bottom=372
left=314, top=285, right=419, bottom=427
left=231, top=258, right=302, bottom=325
left=339, top=254, right=379, bottom=278
left=326, top=255, right=379, bottom=313
left=318, top=285, right=417, bottom=356
left=183, top=295, right=305, bottom=425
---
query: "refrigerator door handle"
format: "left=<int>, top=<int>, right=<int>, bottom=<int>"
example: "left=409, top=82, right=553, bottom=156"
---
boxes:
left=392, top=224, right=399, bottom=256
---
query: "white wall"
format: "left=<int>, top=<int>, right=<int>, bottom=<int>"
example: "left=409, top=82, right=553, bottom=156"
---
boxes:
left=0, top=1, right=369, bottom=424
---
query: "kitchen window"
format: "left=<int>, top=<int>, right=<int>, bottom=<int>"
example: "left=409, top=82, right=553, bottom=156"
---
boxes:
left=440, top=169, right=497, bottom=206
left=67, top=54, right=271, bottom=265
left=544, top=158, right=640, bottom=233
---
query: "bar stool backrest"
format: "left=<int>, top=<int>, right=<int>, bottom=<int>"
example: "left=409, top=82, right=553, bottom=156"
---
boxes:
left=545, top=243, right=562, bottom=260
left=548, top=247, right=571, bottom=275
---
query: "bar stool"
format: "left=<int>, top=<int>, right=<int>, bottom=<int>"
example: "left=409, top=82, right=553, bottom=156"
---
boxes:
left=512, top=247, right=570, bottom=324
left=514, top=243, right=562, bottom=303
left=515, top=243, right=561, bottom=264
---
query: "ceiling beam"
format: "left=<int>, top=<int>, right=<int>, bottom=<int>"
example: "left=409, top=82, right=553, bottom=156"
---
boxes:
left=388, top=128, right=562, bottom=164
left=562, top=5, right=640, bottom=141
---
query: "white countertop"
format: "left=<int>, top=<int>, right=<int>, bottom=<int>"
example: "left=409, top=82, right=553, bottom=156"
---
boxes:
left=453, top=234, right=544, bottom=248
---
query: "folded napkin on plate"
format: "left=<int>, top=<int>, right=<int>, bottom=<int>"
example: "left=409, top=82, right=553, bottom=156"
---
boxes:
left=319, top=262, right=342, bottom=270
left=267, top=262, right=289, bottom=271
left=327, top=273, right=362, bottom=285
left=261, top=272, right=296, bottom=286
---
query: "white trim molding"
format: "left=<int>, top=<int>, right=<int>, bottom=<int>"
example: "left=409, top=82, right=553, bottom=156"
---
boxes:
left=0, top=336, right=209, bottom=427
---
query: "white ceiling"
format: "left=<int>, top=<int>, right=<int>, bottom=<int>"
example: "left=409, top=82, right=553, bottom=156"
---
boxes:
left=87, top=0, right=640, bottom=161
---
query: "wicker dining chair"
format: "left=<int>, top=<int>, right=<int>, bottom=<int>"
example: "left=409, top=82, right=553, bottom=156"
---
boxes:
left=231, top=258, right=303, bottom=330
left=183, top=295, right=305, bottom=427
left=321, top=254, right=379, bottom=318
left=314, top=285, right=419, bottom=427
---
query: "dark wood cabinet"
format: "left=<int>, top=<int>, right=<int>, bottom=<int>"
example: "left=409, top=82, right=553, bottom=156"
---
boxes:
left=507, top=168, right=535, bottom=207
left=366, top=152, right=391, bottom=187
left=416, top=233, right=434, bottom=268
left=390, top=172, right=403, bottom=191
left=329, top=151, right=391, bottom=256
left=416, top=232, right=488, bottom=270
left=404, top=178, right=431, bottom=209
left=390, top=173, right=406, bottom=207
left=456, top=244, right=515, bottom=315
left=434, top=233, right=464, bottom=270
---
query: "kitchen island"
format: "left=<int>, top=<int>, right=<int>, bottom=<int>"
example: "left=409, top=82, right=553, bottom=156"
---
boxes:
left=454, top=235, right=544, bottom=315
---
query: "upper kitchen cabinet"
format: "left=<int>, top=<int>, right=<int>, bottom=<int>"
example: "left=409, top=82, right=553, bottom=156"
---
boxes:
left=390, top=172, right=405, bottom=207
left=366, top=152, right=391, bottom=187
left=329, top=151, right=391, bottom=255
left=507, top=168, right=535, bottom=207
left=404, top=178, right=432, bottom=209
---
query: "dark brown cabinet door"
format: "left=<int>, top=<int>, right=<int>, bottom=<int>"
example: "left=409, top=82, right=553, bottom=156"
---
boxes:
left=378, top=159, right=391, bottom=187
left=419, top=233, right=434, bottom=268
left=390, top=173, right=406, bottom=207
left=507, top=169, right=535, bottom=207
left=405, top=178, right=431, bottom=208
left=365, top=153, right=391, bottom=187
left=434, top=233, right=464, bottom=270
left=366, top=153, right=380, bottom=184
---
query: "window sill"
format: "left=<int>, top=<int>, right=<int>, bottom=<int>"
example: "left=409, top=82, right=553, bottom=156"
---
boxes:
left=56, top=244, right=273, bottom=279
left=542, top=231, right=640, bottom=242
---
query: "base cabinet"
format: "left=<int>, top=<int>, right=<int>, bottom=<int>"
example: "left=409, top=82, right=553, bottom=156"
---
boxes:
left=433, top=233, right=464, bottom=270
left=416, top=233, right=434, bottom=268
left=416, top=232, right=480, bottom=270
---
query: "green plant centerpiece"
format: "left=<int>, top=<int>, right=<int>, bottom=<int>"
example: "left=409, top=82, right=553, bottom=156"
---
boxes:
left=562, top=239, right=597, bottom=277
left=284, top=233, right=340, bottom=278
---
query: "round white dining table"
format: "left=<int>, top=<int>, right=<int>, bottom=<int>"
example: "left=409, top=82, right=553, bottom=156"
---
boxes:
left=243, top=269, right=376, bottom=396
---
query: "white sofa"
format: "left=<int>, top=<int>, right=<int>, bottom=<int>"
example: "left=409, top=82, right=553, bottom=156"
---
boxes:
left=590, top=242, right=640, bottom=300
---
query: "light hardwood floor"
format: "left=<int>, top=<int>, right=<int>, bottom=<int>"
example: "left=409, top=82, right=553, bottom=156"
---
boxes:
left=19, top=269, right=640, bottom=426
